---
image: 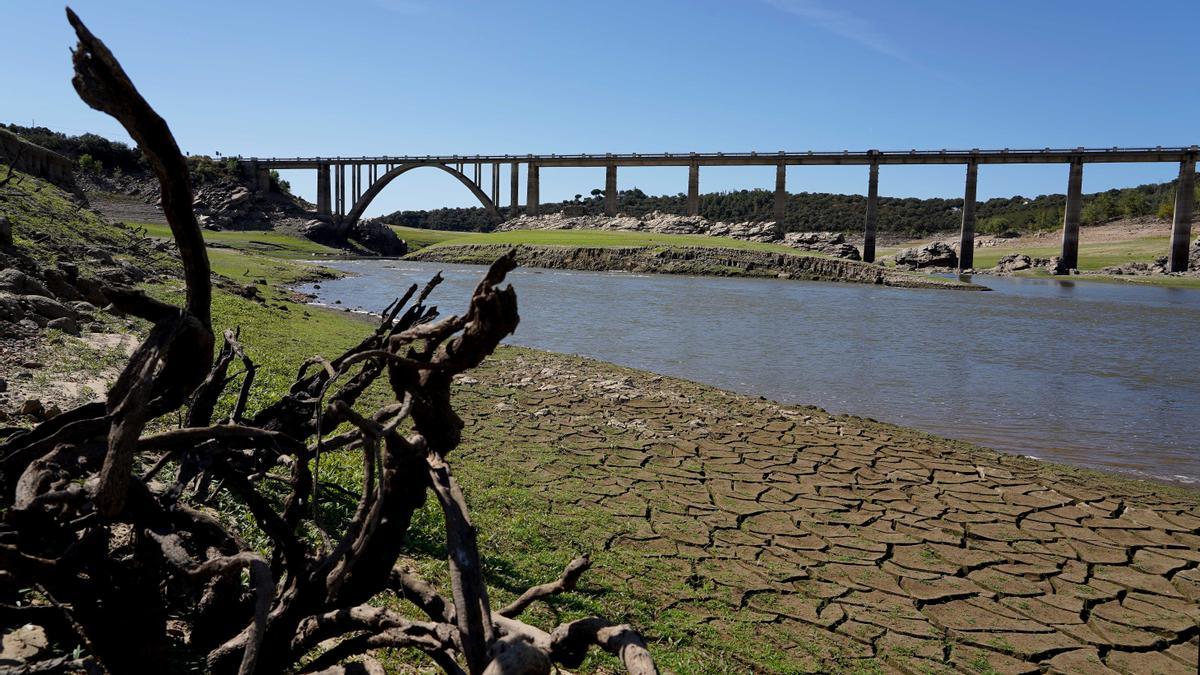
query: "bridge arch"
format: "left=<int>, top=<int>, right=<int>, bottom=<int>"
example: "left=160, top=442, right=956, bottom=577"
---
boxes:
left=342, top=162, right=502, bottom=228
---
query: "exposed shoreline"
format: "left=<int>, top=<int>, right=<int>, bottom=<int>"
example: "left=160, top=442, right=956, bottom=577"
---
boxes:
left=407, top=243, right=987, bottom=290
left=451, top=346, right=1200, bottom=672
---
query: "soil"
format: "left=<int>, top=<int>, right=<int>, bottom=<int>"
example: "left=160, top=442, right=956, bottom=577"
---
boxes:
left=455, top=348, right=1200, bottom=673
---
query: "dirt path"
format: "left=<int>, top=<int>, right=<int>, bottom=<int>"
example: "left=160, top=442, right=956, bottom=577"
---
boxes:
left=457, top=348, right=1200, bottom=673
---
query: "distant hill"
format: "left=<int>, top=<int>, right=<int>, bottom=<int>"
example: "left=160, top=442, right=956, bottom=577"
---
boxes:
left=379, top=179, right=1195, bottom=237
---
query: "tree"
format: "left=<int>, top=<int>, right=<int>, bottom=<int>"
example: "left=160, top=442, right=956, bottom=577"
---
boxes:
left=0, top=11, right=658, bottom=675
left=77, top=152, right=103, bottom=174
left=1118, top=190, right=1148, bottom=218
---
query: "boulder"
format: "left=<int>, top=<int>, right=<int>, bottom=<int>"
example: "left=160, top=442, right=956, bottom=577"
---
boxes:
left=781, top=231, right=861, bottom=260
left=224, top=187, right=252, bottom=209
left=994, top=253, right=1033, bottom=272
left=47, top=316, right=80, bottom=335
left=893, top=242, right=958, bottom=269
left=73, top=276, right=109, bottom=306
left=0, top=293, right=25, bottom=322
left=824, top=243, right=862, bottom=261
left=19, top=399, right=45, bottom=419
left=0, top=215, right=10, bottom=248
left=350, top=220, right=408, bottom=256
left=0, top=269, right=51, bottom=297
left=20, top=294, right=77, bottom=321
left=56, top=261, right=78, bottom=282
left=69, top=300, right=99, bottom=316
left=301, top=219, right=343, bottom=247
left=41, top=268, right=82, bottom=301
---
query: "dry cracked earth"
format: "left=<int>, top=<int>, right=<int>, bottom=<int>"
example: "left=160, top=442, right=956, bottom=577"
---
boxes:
left=455, top=349, right=1200, bottom=674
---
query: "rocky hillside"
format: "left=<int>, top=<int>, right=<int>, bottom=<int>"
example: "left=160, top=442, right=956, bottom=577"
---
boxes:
left=4, top=124, right=405, bottom=256
left=0, top=168, right=176, bottom=423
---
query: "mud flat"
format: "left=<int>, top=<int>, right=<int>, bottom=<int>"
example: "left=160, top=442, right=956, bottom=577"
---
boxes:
left=407, top=243, right=985, bottom=290
left=455, top=346, right=1200, bottom=673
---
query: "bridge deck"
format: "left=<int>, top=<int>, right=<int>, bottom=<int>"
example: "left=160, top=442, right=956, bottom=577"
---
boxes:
left=247, top=146, right=1198, bottom=169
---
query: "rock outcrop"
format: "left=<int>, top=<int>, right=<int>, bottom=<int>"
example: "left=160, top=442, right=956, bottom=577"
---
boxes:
left=781, top=231, right=862, bottom=260
left=893, top=242, right=958, bottom=270
left=349, top=220, right=407, bottom=256
left=0, top=128, right=78, bottom=191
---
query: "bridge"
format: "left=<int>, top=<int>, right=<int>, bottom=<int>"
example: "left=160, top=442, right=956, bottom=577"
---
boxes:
left=243, top=146, right=1198, bottom=272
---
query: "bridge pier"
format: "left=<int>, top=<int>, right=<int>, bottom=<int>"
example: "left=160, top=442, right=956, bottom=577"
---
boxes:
left=1168, top=156, right=1196, bottom=272
left=527, top=164, right=540, bottom=216
left=510, top=162, right=519, bottom=218
left=687, top=162, right=699, bottom=216
left=773, top=163, right=787, bottom=222
left=1060, top=160, right=1084, bottom=271
left=335, top=164, right=345, bottom=216
left=317, top=163, right=331, bottom=216
left=863, top=162, right=879, bottom=263
left=491, top=164, right=500, bottom=207
left=958, top=161, right=978, bottom=272
left=605, top=164, right=618, bottom=216
left=255, top=167, right=271, bottom=194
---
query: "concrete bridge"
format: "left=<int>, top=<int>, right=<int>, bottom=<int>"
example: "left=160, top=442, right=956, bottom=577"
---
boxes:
left=243, top=146, right=1198, bottom=272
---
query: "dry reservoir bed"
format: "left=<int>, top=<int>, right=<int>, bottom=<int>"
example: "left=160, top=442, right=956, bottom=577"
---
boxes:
left=453, top=347, right=1200, bottom=674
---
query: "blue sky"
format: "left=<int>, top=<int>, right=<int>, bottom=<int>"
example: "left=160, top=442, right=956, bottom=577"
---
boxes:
left=4, top=0, right=1198, bottom=215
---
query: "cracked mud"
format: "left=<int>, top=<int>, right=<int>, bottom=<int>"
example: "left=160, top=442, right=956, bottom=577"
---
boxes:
left=455, top=348, right=1200, bottom=674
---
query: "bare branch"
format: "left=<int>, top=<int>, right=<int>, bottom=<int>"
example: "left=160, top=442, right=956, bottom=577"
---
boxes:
left=428, top=453, right=495, bottom=674
left=550, top=618, right=657, bottom=675
left=498, top=555, right=591, bottom=619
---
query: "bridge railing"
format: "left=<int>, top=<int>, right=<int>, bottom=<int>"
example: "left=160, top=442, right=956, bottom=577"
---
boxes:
left=244, top=146, right=1198, bottom=166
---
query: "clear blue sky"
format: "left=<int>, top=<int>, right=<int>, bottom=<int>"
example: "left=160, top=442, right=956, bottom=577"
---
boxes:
left=4, top=0, right=1198, bottom=216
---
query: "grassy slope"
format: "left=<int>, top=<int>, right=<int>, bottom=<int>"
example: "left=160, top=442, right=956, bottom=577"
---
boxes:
left=136, top=221, right=343, bottom=259
left=874, top=234, right=1172, bottom=271
left=875, top=231, right=1200, bottom=287
left=1, top=171, right=139, bottom=274
left=387, top=224, right=469, bottom=250
left=415, top=228, right=818, bottom=256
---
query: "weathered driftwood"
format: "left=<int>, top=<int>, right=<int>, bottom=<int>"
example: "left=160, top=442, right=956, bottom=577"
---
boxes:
left=0, top=10, right=657, bottom=675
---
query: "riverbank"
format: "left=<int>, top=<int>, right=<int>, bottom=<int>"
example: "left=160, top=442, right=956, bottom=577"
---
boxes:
left=15, top=272, right=1200, bottom=671
left=408, top=243, right=985, bottom=290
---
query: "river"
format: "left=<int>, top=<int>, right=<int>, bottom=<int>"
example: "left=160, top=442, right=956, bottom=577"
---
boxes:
left=299, top=261, right=1200, bottom=485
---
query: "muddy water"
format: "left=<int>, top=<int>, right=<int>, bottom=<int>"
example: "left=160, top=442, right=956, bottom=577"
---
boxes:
left=300, top=262, right=1200, bottom=485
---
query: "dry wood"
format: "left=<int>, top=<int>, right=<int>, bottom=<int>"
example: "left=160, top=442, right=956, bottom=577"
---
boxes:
left=0, top=9, right=659, bottom=675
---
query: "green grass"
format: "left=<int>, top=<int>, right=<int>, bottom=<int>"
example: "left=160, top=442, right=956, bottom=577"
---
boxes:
left=205, top=248, right=336, bottom=286
left=136, top=221, right=343, bottom=259
left=968, top=235, right=1171, bottom=271
left=1, top=170, right=136, bottom=272
left=875, top=231, right=1199, bottom=286
left=417, top=227, right=818, bottom=256
left=876, top=233, right=1173, bottom=272
left=386, top=224, right=470, bottom=250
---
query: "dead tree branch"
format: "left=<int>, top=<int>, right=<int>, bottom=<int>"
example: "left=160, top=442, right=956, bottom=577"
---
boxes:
left=0, top=9, right=659, bottom=675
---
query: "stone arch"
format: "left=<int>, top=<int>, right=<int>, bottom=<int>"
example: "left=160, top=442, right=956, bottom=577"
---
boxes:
left=342, top=162, right=502, bottom=228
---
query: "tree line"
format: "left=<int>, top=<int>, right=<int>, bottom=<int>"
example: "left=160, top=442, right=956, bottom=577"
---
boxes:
left=375, top=180, right=1194, bottom=236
